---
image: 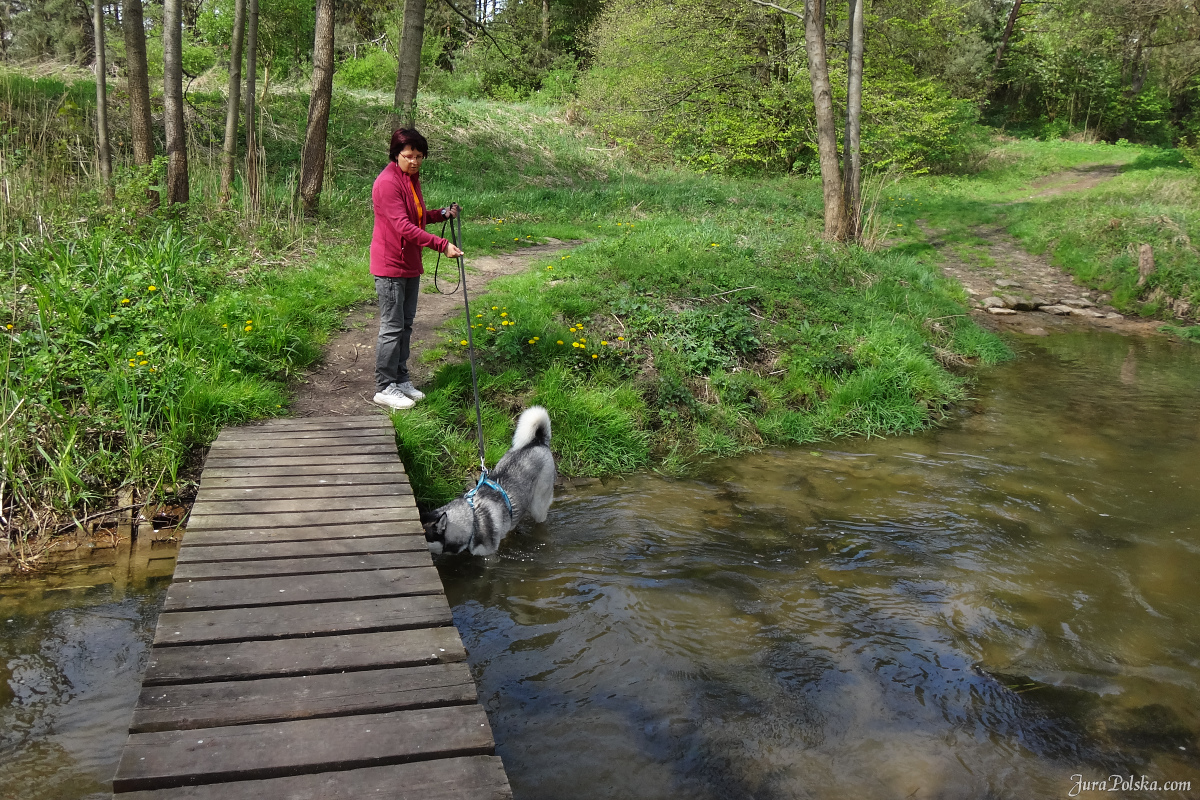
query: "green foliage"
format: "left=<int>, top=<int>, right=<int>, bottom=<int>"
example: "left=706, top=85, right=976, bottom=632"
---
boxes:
left=334, top=46, right=397, bottom=91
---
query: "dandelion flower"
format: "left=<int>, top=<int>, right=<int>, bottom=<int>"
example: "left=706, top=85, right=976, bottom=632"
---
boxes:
left=592, top=354, right=598, bottom=359
left=222, top=323, right=228, bottom=328
left=139, top=360, right=148, bottom=365
left=601, top=340, right=608, bottom=345
left=477, top=314, right=483, bottom=318
left=246, top=320, right=253, bottom=324
left=557, top=340, right=564, bottom=345
left=514, top=238, right=519, bottom=241
left=245, top=325, right=252, bottom=331
left=547, top=266, right=553, bottom=270
left=501, top=312, right=507, bottom=317
left=492, top=306, right=498, bottom=310
left=569, top=327, right=576, bottom=333
left=579, top=338, right=586, bottom=343
left=533, top=337, right=539, bottom=341
left=461, top=340, right=468, bottom=345
left=121, top=299, right=130, bottom=304
left=6, top=324, right=13, bottom=329
left=148, top=285, right=157, bottom=291
left=618, top=336, right=625, bottom=341
left=528, top=339, right=536, bottom=344
left=149, top=368, right=156, bottom=372
left=487, top=327, right=496, bottom=332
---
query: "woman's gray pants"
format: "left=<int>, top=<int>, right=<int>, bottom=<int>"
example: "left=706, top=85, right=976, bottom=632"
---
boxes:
left=374, top=275, right=420, bottom=392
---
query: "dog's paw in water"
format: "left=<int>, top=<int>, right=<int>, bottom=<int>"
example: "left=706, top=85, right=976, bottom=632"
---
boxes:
left=422, top=406, right=556, bottom=556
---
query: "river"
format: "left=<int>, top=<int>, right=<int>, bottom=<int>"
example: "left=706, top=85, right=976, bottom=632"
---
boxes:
left=3, top=330, right=1198, bottom=798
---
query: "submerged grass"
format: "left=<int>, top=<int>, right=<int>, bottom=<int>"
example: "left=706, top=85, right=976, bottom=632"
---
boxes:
left=2, top=67, right=1022, bottom=527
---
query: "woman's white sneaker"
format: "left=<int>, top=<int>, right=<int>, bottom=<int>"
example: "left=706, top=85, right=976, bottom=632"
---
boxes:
left=393, top=381, right=426, bottom=402
left=373, top=384, right=415, bottom=410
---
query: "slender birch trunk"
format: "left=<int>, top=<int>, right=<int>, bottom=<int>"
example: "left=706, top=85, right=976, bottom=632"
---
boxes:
left=393, top=0, right=427, bottom=126
left=219, top=0, right=247, bottom=204
left=804, top=0, right=845, bottom=239
left=842, top=0, right=864, bottom=240
left=244, top=0, right=260, bottom=213
left=299, top=0, right=335, bottom=217
left=163, top=0, right=189, bottom=205
left=92, top=0, right=112, bottom=201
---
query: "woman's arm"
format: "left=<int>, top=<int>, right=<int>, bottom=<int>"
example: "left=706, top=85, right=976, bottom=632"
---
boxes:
left=375, top=176, right=450, bottom=252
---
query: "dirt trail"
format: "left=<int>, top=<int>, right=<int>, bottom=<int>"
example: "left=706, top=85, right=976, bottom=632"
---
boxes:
left=924, top=165, right=1163, bottom=337
left=288, top=240, right=575, bottom=417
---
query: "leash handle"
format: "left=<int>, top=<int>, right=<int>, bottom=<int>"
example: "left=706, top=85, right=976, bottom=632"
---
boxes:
left=450, top=211, right=488, bottom=474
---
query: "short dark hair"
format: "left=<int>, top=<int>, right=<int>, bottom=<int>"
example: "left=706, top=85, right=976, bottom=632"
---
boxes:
left=390, top=128, right=429, bottom=162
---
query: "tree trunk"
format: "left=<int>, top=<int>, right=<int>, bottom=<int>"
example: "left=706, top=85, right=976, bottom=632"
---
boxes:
left=774, top=11, right=788, bottom=83
left=244, top=0, right=260, bottom=213
left=804, top=0, right=845, bottom=239
left=541, top=0, right=549, bottom=50
left=300, top=0, right=335, bottom=218
left=841, top=0, right=864, bottom=240
left=393, top=0, right=427, bottom=126
left=120, top=0, right=154, bottom=170
left=92, top=0, right=112, bottom=201
left=985, top=0, right=1023, bottom=95
left=219, top=0, right=247, bottom=204
left=163, top=0, right=189, bottom=205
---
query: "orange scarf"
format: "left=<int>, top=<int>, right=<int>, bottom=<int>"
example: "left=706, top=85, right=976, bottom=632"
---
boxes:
left=409, top=179, right=424, bottom=227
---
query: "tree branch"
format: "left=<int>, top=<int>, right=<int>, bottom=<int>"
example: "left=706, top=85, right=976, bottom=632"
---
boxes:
left=748, top=0, right=803, bottom=20
left=438, top=0, right=525, bottom=71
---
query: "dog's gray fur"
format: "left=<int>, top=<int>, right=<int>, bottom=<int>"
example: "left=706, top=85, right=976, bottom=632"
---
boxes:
left=422, top=406, right=555, bottom=556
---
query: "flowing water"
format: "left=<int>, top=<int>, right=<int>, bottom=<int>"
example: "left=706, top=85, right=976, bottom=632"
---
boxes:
left=437, top=332, right=1200, bottom=800
left=2, top=331, right=1199, bottom=799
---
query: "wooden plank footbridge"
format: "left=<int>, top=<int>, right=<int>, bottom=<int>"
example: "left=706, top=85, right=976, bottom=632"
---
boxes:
left=112, top=415, right=512, bottom=799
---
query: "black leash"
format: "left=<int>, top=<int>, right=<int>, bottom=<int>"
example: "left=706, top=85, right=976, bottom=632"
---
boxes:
left=447, top=211, right=488, bottom=475
left=431, top=218, right=461, bottom=295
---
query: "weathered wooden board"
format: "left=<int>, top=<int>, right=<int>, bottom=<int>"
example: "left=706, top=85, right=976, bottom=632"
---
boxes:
left=186, top=507, right=420, bottom=532
left=115, top=756, right=512, bottom=800
left=173, top=550, right=432, bottom=580
left=199, top=463, right=406, bottom=481
left=175, top=535, right=429, bottom=565
left=196, top=483, right=410, bottom=502
left=211, top=433, right=396, bottom=449
left=163, top=566, right=443, bottom=611
left=225, top=416, right=387, bottom=432
left=113, top=704, right=496, bottom=792
left=180, top=521, right=425, bottom=547
left=217, top=425, right=393, bottom=440
left=130, top=662, right=478, bottom=733
left=190, top=494, right=411, bottom=517
left=202, top=453, right=398, bottom=469
left=153, top=594, right=453, bottom=645
left=204, top=445, right=398, bottom=461
left=143, top=627, right=466, bottom=685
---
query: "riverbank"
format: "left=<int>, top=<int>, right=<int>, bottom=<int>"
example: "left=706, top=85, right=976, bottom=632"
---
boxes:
left=3, top=70, right=1196, bottom=542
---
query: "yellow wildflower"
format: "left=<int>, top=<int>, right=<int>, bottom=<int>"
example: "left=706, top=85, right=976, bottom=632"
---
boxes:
left=148, top=285, right=157, bottom=291
left=557, top=340, right=564, bottom=345
left=601, top=340, right=608, bottom=345
left=460, top=340, right=468, bottom=345
left=617, top=336, right=625, bottom=341
left=139, top=360, right=148, bottom=365
left=121, top=299, right=130, bottom=304
left=592, top=354, right=598, bottom=359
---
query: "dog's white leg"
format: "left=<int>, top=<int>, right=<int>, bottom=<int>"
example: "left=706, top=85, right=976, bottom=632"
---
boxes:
left=530, top=463, right=556, bottom=523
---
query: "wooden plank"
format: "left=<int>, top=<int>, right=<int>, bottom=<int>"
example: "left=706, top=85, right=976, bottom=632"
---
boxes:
left=176, top=536, right=429, bottom=565
left=200, top=463, right=406, bottom=481
left=130, top=662, right=477, bottom=733
left=143, top=627, right=466, bottom=685
left=213, top=433, right=395, bottom=448
left=196, top=483, right=410, bottom=502
left=112, top=704, right=496, bottom=792
left=114, top=755, right=511, bottom=800
left=226, top=416, right=388, bottom=432
left=180, top=521, right=424, bottom=547
left=190, top=494, right=411, bottom=516
left=186, top=507, right=419, bottom=531
left=163, top=566, right=443, bottom=611
left=153, top=594, right=453, bottom=645
left=173, top=551, right=432, bottom=580
left=202, top=453, right=398, bottom=469
left=204, top=443, right=397, bottom=459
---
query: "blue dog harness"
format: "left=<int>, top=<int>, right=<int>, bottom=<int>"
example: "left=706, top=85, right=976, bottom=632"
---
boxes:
left=466, top=470, right=513, bottom=519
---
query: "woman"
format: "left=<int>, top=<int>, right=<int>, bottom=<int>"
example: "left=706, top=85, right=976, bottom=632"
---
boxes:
left=369, top=128, right=463, bottom=410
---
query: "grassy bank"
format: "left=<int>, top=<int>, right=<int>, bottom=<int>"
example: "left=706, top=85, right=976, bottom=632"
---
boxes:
left=878, top=139, right=1200, bottom=337
left=2, top=70, right=1019, bottom=533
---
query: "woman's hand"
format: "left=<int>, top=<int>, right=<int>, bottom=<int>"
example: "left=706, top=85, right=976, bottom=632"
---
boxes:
left=445, top=243, right=464, bottom=258
left=447, top=203, right=461, bottom=219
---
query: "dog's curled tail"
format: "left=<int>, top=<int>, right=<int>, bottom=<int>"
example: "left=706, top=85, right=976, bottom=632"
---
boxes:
left=512, top=406, right=551, bottom=450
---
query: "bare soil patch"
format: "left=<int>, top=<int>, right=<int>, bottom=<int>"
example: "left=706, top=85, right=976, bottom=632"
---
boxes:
left=288, top=240, right=577, bottom=417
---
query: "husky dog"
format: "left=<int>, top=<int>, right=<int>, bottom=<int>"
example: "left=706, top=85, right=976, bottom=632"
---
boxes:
left=422, top=406, right=555, bottom=556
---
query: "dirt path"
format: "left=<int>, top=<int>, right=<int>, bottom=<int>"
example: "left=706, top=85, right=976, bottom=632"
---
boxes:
left=924, top=166, right=1163, bottom=337
left=288, top=240, right=576, bottom=417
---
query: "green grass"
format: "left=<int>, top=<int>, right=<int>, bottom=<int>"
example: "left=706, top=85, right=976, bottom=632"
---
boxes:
left=2, top=68, right=1022, bottom=525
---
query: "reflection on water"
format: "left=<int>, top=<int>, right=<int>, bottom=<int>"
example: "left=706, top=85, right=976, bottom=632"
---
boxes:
left=439, top=333, right=1200, bottom=800
left=0, top=541, right=176, bottom=799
